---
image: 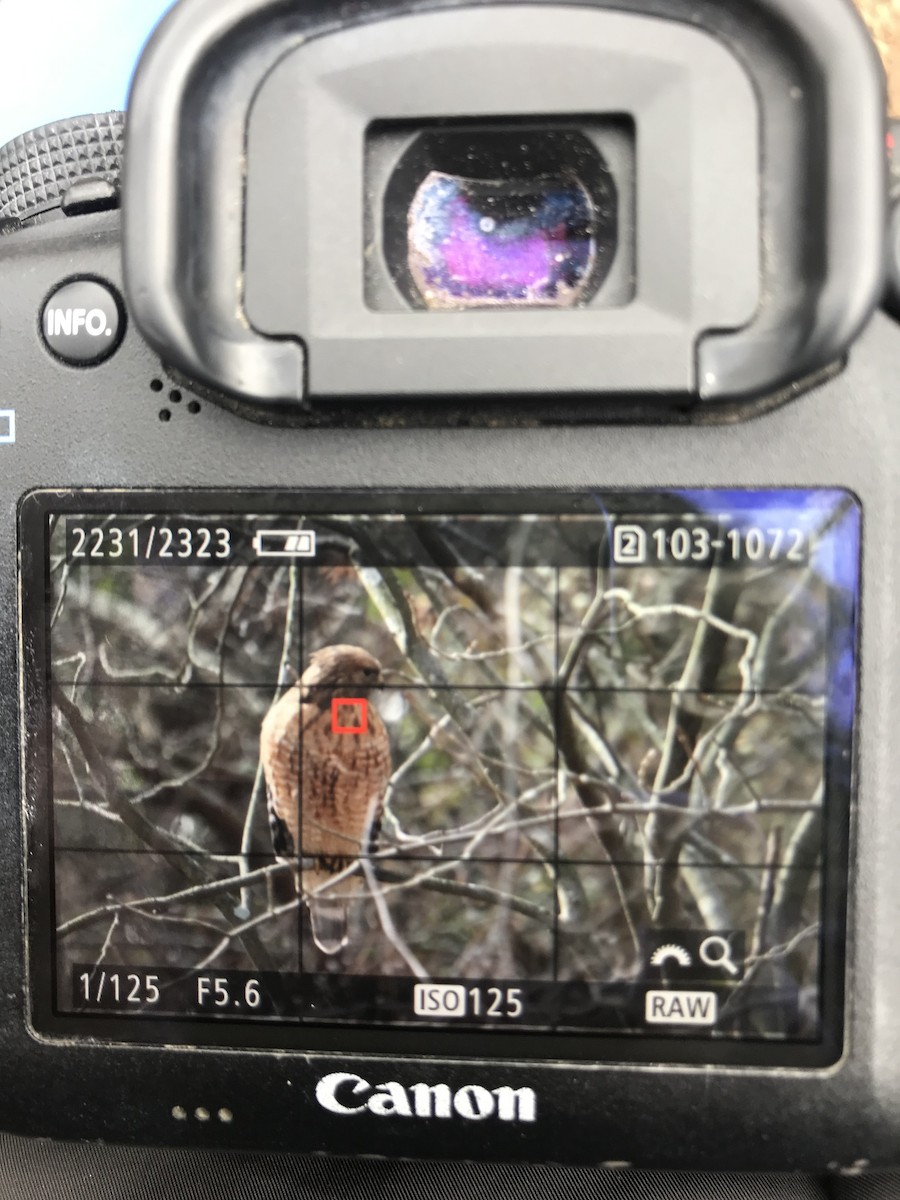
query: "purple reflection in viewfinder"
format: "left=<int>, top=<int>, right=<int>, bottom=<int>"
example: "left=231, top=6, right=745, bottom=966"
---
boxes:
left=408, top=171, right=597, bottom=309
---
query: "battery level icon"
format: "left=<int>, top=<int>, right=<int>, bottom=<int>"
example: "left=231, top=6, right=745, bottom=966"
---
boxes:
left=252, top=529, right=317, bottom=558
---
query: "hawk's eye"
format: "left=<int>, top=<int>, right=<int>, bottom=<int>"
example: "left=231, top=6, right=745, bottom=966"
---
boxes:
left=362, top=667, right=378, bottom=679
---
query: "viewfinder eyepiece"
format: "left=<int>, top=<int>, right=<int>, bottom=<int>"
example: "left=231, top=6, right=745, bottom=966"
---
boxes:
left=378, top=126, right=620, bottom=311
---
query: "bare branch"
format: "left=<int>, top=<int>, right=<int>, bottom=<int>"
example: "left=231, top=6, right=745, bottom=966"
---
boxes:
left=751, top=828, right=781, bottom=959
left=54, top=679, right=278, bottom=973
left=769, top=787, right=823, bottom=948
left=640, top=569, right=748, bottom=923
left=58, top=863, right=293, bottom=939
left=193, top=900, right=299, bottom=972
left=240, top=562, right=301, bottom=910
left=360, top=856, right=430, bottom=979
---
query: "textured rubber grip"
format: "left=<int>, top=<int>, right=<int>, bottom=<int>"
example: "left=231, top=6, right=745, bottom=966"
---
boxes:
left=0, top=111, right=124, bottom=221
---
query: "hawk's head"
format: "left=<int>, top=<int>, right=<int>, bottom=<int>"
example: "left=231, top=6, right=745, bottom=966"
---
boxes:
left=300, top=644, right=384, bottom=702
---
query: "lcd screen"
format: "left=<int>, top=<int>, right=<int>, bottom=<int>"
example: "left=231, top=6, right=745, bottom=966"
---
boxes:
left=20, top=490, right=859, bottom=1063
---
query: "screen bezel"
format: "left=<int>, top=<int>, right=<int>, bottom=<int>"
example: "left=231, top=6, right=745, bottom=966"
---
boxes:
left=19, top=487, right=856, bottom=1069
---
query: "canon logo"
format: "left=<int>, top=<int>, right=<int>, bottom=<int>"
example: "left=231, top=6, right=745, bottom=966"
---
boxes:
left=315, top=1072, right=537, bottom=1123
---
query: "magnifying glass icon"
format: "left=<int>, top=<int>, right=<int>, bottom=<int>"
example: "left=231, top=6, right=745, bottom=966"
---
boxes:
left=699, top=935, right=740, bottom=978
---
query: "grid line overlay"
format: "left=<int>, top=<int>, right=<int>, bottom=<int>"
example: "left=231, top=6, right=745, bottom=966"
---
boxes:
left=41, top=499, right=857, bottom=1041
left=296, top=563, right=306, bottom=980
left=553, top=565, right=561, bottom=984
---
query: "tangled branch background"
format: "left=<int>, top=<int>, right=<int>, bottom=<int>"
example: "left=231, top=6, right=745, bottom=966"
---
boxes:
left=46, top=505, right=852, bottom=1038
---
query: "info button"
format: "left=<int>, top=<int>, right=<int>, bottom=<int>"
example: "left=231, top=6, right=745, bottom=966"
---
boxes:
left=42, top=278, right=124, bottom=366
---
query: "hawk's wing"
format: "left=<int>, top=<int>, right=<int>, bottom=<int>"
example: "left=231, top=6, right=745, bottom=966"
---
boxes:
left=260, top=688, right=301, bottom=862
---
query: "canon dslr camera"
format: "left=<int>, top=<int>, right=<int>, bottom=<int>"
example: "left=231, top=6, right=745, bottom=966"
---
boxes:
left=0, top=0, right=895, bottom=1176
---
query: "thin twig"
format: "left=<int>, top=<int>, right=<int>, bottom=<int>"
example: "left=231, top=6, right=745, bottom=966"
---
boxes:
left=360, top=856, right=429, bottom=979
left=751, top=828, right=781, bottom=959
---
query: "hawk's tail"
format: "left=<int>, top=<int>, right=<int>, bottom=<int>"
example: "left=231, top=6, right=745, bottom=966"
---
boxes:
left=309, top=900, right=349, bottom=955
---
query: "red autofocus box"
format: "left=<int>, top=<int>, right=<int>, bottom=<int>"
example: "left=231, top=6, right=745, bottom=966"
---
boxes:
left=331, top=698, right=368, bottom=735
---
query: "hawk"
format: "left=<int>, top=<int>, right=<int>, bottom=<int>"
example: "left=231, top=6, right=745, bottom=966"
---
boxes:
left=260, top=645, right=391, bottom=954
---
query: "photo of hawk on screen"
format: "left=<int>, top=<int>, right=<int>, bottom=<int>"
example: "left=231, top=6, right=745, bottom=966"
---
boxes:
left=48, top=497, right=849, bottom=1041
left=260, top=645, right=391, bottom=954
